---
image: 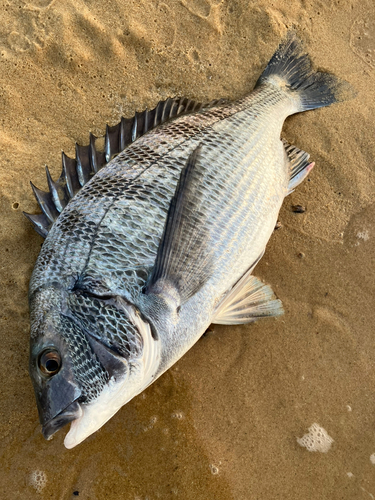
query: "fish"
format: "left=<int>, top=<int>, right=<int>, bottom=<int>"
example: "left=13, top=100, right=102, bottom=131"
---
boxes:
left=25, top=32, right=352, bottom=449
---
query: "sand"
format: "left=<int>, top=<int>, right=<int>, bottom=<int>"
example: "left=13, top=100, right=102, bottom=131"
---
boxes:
left=0, top=0, right=375, bottom=498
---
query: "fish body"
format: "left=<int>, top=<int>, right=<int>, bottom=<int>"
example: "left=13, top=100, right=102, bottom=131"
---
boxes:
left=27, top=33, right=351, bottom=448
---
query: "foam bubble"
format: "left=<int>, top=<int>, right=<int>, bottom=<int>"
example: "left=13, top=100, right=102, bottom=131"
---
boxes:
left=297, top=423, right=334, bottom=453
left=143, top=415, right=158, bottom=432
left=30, top=470, right=47, bottom=493
left=357, top=230, right=370, bottom=241
left=171, top=411, right=184, bottom=420
left=209, top=464, right=219, bottom=475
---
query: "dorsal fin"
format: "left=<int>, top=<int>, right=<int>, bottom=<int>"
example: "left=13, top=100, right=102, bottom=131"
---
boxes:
left=24, top=97, right=227, bottom=238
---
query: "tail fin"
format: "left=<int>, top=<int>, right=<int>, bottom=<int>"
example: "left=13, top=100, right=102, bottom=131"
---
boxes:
left=256, top=31, right=354, bottom=112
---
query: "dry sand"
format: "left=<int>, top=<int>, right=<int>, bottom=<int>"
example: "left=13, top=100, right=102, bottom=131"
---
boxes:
left=0, top=0, right=375, bottom=499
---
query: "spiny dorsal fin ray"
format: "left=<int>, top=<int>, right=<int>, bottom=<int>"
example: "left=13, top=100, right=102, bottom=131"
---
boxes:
left=213, top=260, right=284, bottom=325
left=61, top=151, right=80, bottom=198
left=89, top=133, right=106, bottom=174
left=26, top=96, right=228, bottom=237
left=75, top=143, right=92, bottom=186
left=46, top=165, right=69, bottom=212
left=145, top=146, right=214, bottom=306
left=30, top=182, right=60, bottom=223
left=23, top=212, right=51, bottom=238
left=283, top=139, right=315, bottom=195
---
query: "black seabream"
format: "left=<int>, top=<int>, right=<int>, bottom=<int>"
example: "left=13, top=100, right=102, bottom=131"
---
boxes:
left=26, top=33, right=352, bottom=448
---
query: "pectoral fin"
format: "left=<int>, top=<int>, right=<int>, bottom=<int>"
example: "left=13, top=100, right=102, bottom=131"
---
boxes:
left=145, top=146, right=214, bottom=307
left=213, top=263, right=284, bottom=325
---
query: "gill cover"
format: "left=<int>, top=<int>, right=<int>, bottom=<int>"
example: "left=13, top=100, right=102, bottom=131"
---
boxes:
left=63, top=301, right=161, bottom=449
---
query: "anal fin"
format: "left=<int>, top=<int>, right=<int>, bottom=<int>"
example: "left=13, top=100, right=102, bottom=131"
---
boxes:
left=283, top=139, right=314, bottom=195
left=213, top=263, right=284, bottom=325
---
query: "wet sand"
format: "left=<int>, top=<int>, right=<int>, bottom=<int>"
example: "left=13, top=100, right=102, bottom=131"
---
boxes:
left=1, top=0, right=375, bottom=498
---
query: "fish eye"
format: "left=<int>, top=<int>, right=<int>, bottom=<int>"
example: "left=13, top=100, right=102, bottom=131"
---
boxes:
left=38, top=349, right=62, bottom=376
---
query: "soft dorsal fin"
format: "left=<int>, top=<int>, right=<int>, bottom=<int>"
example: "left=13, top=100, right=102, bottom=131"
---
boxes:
left=213, top=256, right=283, bottom=325
left=283, top=139, right=315, bottom=195
left=24, top=97, right=227, bottom=238
left=145, top=146, right=214, bottom=307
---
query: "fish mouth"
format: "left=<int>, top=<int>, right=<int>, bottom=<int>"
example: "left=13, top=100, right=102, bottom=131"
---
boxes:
left=42, top=400, right=83, bottom=440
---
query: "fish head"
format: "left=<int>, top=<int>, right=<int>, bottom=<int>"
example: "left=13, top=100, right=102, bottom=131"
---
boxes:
left=29, top=285, right=110, bottom=442
left=29, top=285, right=160, bottom=448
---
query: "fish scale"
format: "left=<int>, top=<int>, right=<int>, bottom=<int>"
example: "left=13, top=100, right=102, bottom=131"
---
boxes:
left=26, top=33, right=353, bottom=448
left=30, top=86, right=285, bottom=298
left=82, top=92, right=288, bottom=300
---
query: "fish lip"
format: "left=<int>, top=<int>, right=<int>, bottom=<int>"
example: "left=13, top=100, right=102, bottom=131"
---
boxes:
left=42, top=399, right=83, bottom=440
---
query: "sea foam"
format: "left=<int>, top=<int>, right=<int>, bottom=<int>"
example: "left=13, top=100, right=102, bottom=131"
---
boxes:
left=297, top=423, right=334, bottom=453
left=30, top=470, right=47, bottom=493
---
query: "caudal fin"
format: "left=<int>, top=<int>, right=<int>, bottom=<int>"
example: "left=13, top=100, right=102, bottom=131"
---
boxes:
left=256, top=31, right=355, bottom=112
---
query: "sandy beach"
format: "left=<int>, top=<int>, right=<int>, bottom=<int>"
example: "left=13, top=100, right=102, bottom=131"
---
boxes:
left=0, top=0, right=375, bottom=498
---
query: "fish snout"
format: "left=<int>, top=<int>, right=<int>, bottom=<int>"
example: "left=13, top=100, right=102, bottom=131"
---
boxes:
left=42, top=400, right=83, bottom=440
